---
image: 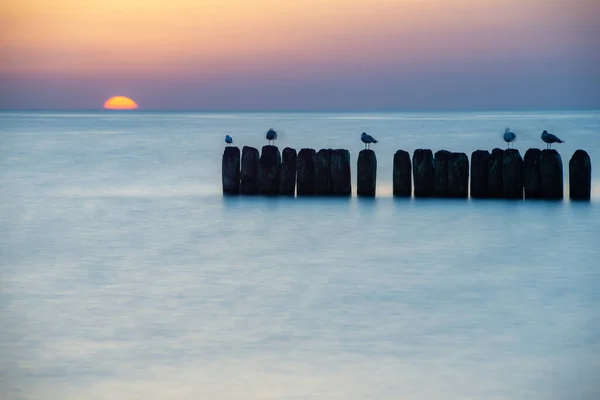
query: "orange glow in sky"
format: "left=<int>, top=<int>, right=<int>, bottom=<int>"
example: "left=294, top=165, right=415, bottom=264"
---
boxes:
left=104, top=96, right=138, bottom=110
left=1, top=0, right=598, bottom=110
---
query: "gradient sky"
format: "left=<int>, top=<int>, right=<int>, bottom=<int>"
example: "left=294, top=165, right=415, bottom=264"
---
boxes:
left=1, top=0, right=599, bottom=110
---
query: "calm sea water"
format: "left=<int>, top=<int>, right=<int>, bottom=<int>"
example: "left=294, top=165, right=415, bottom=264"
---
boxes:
left=1, top=111, right=599, bottom=400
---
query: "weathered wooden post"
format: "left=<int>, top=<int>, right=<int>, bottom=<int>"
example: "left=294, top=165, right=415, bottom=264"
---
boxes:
left=240, top=146, right=259, bottom=195
left=569, top=150, right=591, bottom=201
left=540, top=149, right=563, bottom=199
left=297, top=148, right=317, bottom=196
left=523, top=148, right=542, bottom=199
left=222, top=146, right=240, bottom=195
left=448, top=152, right=469, bottom=198
left=278, top=147, right=297, bottom=196
left=413, top=149, right=435, bottom=197
left=434, top=150, right=451, bottom=197
left=470, top=150, right=490, bottom=198
left=393, top=150, right=412, bottom=197
left=330, top=149, right=351, bottom=196
left=502, top=149, right=524, bottom=199
left=258, top=145, right=281, bottom=195
left=488, top=148, right=504, bottom=198
left=357, top=149, right=377, bottom=197
left=315, top=149, right=332, bottom=195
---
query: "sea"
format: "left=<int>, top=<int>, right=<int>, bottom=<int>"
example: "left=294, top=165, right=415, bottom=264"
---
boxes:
left=1, top=110, right=599, bottom=400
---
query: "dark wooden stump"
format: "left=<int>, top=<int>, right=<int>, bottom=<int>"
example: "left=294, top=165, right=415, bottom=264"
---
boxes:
left=540, top=149, right=563, bottom=200
left=240, top=146, right=259, bottom=195
left=434, top=150, right=452, bottom=197
left=330, top=149, right=351, bottom=196
left=569, top=150, right=591, bottom=201
left=470, top=150, right=490, bottom=198
left=315, top=149, right=333, bottom=195
left=278, top=147, right=297, bottom=196
left=297, top=148, right=317, bottom=196
left=413, top=149, right=435, bottom=198
left=393, top=150, right=412, bottom=197
left=222, top=146, right=240, bottom=195
left=448, top=152, right=469, bottom=198
left=357, top=149, right=377, bottom=197
left=502, top=149, right=524, bottom=199
left=258, top=145, right=281, bottom=195
left=523, top=148, right=542, bottom=199
left=488, top=148, right=504, bottom=198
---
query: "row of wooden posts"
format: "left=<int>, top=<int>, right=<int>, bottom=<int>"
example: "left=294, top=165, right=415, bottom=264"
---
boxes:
left=222, top=146, right=592, bottom=200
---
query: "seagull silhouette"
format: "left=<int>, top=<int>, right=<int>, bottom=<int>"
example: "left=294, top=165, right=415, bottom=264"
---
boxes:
left=361, top=132, right=378, bottom=149
left=541, top=130, right=564, bottom=149
left=503, top=127, right=516, bottom=149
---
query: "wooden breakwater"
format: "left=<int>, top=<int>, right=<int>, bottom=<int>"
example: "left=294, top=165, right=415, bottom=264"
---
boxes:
left=223, top=146, right=592, bottom=200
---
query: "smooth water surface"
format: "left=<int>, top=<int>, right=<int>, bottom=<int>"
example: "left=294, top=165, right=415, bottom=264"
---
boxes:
left=1, top=111, right=599, bottom=399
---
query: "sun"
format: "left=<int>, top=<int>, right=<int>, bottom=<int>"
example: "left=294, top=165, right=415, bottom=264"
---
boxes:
left=104, top=96, right=138, bottom=110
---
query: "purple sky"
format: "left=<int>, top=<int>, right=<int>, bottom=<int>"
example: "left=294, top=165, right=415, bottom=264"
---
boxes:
left=1, top=0, right=599, bottom=111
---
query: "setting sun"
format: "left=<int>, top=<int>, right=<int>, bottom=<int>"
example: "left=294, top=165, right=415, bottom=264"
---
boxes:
left=104, top=96, right=138, bottom=110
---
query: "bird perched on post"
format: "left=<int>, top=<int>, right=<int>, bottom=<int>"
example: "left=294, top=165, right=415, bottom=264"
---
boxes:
left=266, top=129, right=277, bottom=145
left=503, top=127, right=516, bottom=149
left=361, top=132, right=378, bottom=149
left=225, top=135, right=233, bottom=146
left=541, top=130, right=564, bottom=149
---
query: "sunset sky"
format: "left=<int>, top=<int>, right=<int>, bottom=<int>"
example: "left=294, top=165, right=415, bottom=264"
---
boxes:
left=1, top=0, right=599, bottom=110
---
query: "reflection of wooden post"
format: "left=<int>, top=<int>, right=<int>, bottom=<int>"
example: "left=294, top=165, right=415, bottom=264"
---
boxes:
left=502, top=149, right=524, bottom=199
left=357, top=149, right=377, bottom=197
left=524, top=148, right=542, bottom=199
left=297, top=148, right=317, bottom=196
left=413, top=149, right=435, bottom=197
left=488, top=148, right=504, bottom=198
left=393, top=150, right=412, bottom=197
left=448, top=152, right=469, bottom=198
left=470, top=150, right=490, bottom=198
left=222, top=146, right=240, bottom=195
left=569, top=150, right=591, bottom=201
left=330, top=149, right=351, bottom=196
left=258, top=145, right=281, bottom=195
left=540, top=149, right=563, bottom=199
left=315, top=149, right=332, bottom=195
left=278, top=147, right=297, bottom=196
left=240, top=146, right=259, bottom=195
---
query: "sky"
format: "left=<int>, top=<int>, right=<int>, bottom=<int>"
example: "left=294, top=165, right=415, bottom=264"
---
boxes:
left=1, top=0, right=599, bottom=111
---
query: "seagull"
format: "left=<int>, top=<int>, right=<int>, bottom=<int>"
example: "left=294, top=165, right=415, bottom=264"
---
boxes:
left=541, top=130, right=564, bottom=149
left=503, top=127, right=516, bottom=149
left=361, top=132, right=378, bottom=149
left=225, top=135, right=233, bottom=146
left=266, top=128, right=278, bottom=145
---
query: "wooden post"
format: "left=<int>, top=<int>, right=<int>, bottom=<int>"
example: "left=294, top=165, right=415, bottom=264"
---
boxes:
left=488, top=148, right=504, bottom=198
left=523, top=148, right=542, bottom=199
left=297, top=148, right=317, bottom=196
left=222, top=146, right=240, bottom=195
left=470, top=150, right=490, bottom=198
left=540, top=149, right=563, bottom=199
left=240, top=146, right=259, bottom=195
left=258, top=145, right=281, bottom=195
left=502, top=149, right=524, bottom=199
left=569, top=150, right=591, bottom=201
left=315, top=149, right=333, bottom=195
left=357, top=149, right=377, bottom=197
left=413, top=149, right=435, bottom=197
left=393, top=150, right=412, bottom=197
left=434, top=150, right=451, bottom=197
left=448, top=152, right=469, bottom=198
left=330, top=149, right=351, bottom=196
left=278, top=147, right=297, bottom=196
